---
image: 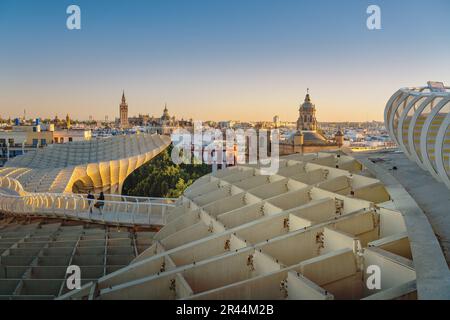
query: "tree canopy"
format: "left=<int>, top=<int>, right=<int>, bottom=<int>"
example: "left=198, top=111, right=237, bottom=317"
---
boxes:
left=122, top=146, right=212, bottom=198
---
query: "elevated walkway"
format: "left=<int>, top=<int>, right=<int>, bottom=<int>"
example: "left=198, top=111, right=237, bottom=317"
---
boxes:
left=0, top=176, right=177, bottom=228
left=0, top=133, right=174, bottom=227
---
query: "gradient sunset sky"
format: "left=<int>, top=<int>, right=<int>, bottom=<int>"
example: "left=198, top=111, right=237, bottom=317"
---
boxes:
left=1, top=0, right=450, bottom=122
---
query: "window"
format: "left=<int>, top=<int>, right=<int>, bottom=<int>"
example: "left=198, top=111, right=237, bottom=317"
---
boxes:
left=41, top=139, right=47, bottom=146
left=69, top=137, right=73, bottom=142
left=32, top=139, right=38, bottom=146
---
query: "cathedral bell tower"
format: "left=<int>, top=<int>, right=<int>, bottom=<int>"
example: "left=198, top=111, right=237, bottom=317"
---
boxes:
left=119, top=91, right=129, bottom=128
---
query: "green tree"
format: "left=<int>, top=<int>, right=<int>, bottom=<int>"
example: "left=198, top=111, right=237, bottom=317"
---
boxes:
left=122, top=145, right=212, bottom=198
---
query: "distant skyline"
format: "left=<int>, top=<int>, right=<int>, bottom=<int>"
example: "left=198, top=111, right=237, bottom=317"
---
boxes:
left=1, top=0, right=450, bottom=122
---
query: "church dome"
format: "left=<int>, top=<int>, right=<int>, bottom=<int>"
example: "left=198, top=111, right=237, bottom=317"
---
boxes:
left=302, top=131, right=327, bottom=145
left=299, top=93, right=315, bottom=112
left=161, top=104, right=170, bottom=121
left=288, top=130, right=328, bottom=146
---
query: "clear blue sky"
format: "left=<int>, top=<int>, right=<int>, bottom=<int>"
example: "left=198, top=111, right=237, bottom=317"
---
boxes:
left=1, top=0, right=450, bottom=122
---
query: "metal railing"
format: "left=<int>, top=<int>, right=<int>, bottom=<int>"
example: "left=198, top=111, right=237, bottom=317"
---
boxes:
left=77, top=192, right=178, bottom=204
left=0, top=177, right=176, bottom=226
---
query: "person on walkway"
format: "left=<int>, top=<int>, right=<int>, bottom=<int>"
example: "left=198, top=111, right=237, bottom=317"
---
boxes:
left=94, top=191, right=105, bottom=214
left=87, top=190, right=95, bottom=214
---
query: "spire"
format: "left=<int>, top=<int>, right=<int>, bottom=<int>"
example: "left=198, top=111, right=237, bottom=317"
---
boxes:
left=305, top=88, right=311, bottom=102
left=122, top=90, right=126, bottom=104
left=161, top=103, right=170, bottom=120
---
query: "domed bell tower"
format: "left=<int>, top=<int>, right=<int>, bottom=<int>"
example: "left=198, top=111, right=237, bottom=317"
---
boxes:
left=297, top=89, right=318, bottom=131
